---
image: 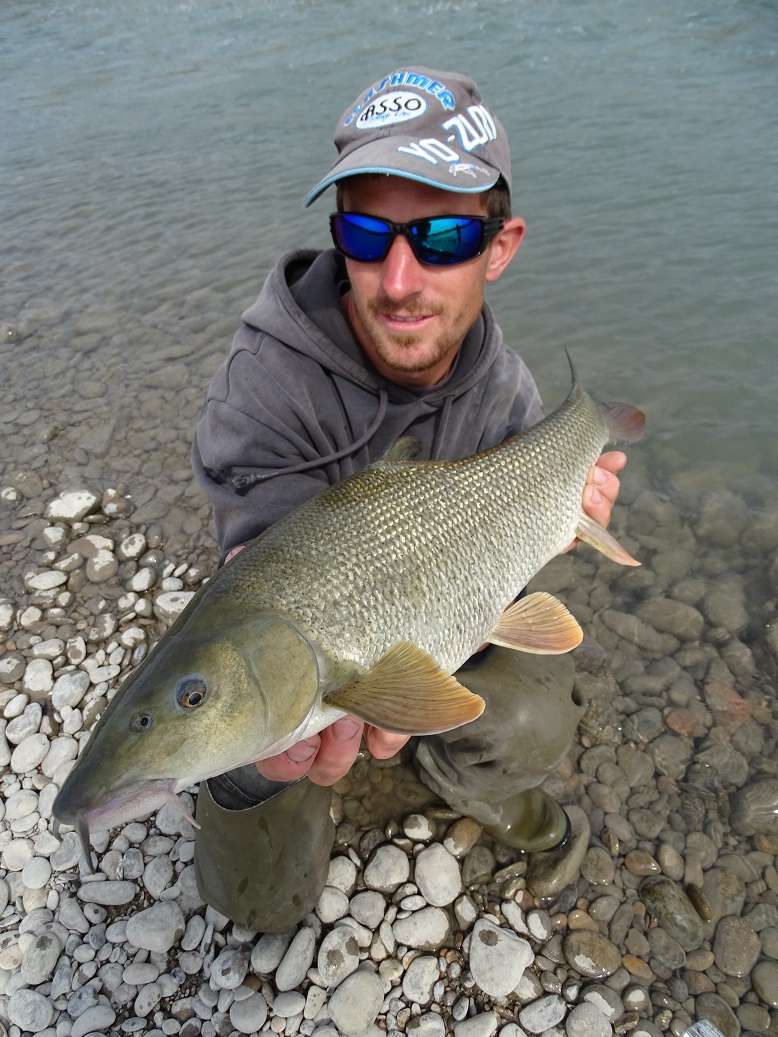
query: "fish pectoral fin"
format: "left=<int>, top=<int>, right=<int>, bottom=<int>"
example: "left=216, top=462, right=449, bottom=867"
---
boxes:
left=382, top=435, right=423, bottom=463
left=323, top=642, right=484, bottom=735
left=575, top=512, right=641, bottom=567
left=488, top=592, right=583, bottom=654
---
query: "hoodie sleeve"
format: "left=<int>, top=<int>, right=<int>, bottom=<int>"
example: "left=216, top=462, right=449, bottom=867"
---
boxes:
left=192, top=325, right=331, bottom=559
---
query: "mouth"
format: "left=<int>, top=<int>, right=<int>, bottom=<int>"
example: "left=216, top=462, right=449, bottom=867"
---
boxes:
left=380, top=312, right=435, bottom=333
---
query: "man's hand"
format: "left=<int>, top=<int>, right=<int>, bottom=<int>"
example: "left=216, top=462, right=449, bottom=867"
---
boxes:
left=583, top=450, right=627, bottom=528
left=565, top=450, right=627, bottom=551
left=256, top=719, right=410, bottom=787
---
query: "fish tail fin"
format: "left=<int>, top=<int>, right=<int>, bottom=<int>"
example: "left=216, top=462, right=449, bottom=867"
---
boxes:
left=598, top=401, right=646, bottom=443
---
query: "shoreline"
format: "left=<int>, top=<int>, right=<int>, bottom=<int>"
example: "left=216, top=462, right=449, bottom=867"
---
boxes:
left=0, top=476, right=777, bottom=1037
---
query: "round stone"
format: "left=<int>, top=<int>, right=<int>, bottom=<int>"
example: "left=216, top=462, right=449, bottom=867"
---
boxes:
left=753, top=960, right=778, bottom=1007
left=443, top=817, right=483, bottom=857
left=230, top=991, right=268, bottom=1034
left=317, top=926, right=360, bottom=988
left=565, top=1001, right=611, bottom=1037
left=469, top=919, right=533, bottom=998
left=71, top=1005, right=116, bottom=1037
left=713, top=915, right=761, bottom=977
left=364, top=844, right=410, bottom=892
left=316, top=885, right=350, bottom=923
left=518, top=994, right=566, bottom=1034
left=11, top=733, right=50, bottom=773
left=563, top=931, right=622, bottom=979
left=273, top=991, right=305, bottom=1017
left=125, top=901, right=185, bottom=952
left=8, top=988, right=55, bottom=1033
left=22, top=659, right=54, bottom=694
left=51, top=670, right=90, bottom=710
left=20, top=931, right=62, bottom=984
left=3, top=838, right=34, bottom=871
left=210, top=946, right=249, bottom=989
left=403, top=813, right=435, bottom=841
left=393, top=906, right=451, bottom=949
left=22, top=856, right=52, bottom=890
left=349, top=890, right=386, bottom=928
left=402, top=955, right=439, bottom=1004
left=123, top=962, right=160, bottom=985
left=640, top=876, right=704, bottom=950
left=414, top=843, right=462, bottom=906
left=328, top=969, right=384, bottom=1035
left=327, top=855, right=357, bottom=893
left=250, top=931, right=294, bottom=974
left=46, top=490, right=99, bottom=521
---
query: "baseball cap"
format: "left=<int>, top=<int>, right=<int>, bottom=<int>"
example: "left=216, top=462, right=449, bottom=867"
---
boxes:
left=303, top=66, right=511, bottom=207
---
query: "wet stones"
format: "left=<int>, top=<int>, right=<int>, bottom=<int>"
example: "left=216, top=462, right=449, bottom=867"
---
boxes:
left=713, top=916, right=761, bottom=977
left=730, top=778, right=778, bottom=836
left=527, top=806, right=590, bottom=899
left=752, top=960, right=778, bottom=1007
left=640, top=877, right=705, bottom=950
left=562, top=931, right=622, bottom=978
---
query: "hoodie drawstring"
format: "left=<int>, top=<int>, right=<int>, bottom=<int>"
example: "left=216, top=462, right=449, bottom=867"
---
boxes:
left=430, top=396, right=453, bottom=461
left=232, top=390, right=389, bottom=494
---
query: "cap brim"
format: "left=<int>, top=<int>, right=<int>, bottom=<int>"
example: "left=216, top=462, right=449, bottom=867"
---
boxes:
left=304, top=136, right=501, bottom=207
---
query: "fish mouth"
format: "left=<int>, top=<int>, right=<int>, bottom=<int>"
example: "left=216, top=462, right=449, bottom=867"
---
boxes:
left=53, top=777, right=178, bottom=834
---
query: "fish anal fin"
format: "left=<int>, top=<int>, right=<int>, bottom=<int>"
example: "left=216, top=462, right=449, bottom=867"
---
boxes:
left=488, top=592, right=583, bottom=655
left=576, top=512, right=640, bottom=567
left=324, top=642, right=484, bottom=735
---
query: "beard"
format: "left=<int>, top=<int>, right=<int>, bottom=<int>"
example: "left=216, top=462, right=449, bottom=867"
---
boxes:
left=353, top=294, right=467, bottom=376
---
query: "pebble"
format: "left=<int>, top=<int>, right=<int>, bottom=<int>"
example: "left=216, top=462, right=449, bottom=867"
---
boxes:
left=713, top=915, right=761, bottom=977
left=210, top=946, right=248, bottom=989
left=639, top=877, right=704, bottom=950
left=316, top=885, right=349, bottom=922
left=71, top=1005, right=116, bottom=1037
left=563, top=931, right=621, bottom=978
left=77, top=879, right=138, bottom=906
left=251, top=930, right=293, bottom=974
left=327, top=969, right=384, bottom=1035
left=414, top=843, right=462, bottom=906
left=393, top=906, right=451, bottom=948
left=364, top=844, right=410, bottom=892
left=453, top=1012, right=499, bottom=1037
left=443, top=817, right=483, bottom=857
left=349, top=890, right=386, bottom=928
left=403, top=813, right=435, bottom=841
left=274, top=990, right=306, bottom=1017
left=22, top=856, right=52, bottom=889
left=402, top=955, right=439, bottom=1004
left=317, top=926, right=360, bottom=987
left=469, top=918, right=533, bottom=997
left=125, top=901, right=185, bottom=951
left=20, top=931, right=62, bottom=984
left=230, top=991, right=268, bottom=1034
left=275, top=926, right=316, bottom=991
left=527, top=807, right=590, bottom=899
left=752, top=960, right=778, bottom=1007
left=518, top=994, right=566, bottom=1033
left=564, top=1001, right=612, bottom=1037
left=7, top=987, right=55, bottom=1032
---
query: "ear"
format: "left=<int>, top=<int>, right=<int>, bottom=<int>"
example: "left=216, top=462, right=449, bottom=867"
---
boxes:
left=485, top=217, right=526, bottom=283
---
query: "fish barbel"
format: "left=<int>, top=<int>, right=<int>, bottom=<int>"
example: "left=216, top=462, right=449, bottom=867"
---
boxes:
left=53, top=365, right=644, bottom=847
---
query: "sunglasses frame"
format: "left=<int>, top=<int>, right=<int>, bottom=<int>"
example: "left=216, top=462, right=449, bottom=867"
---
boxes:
left=330, top=212, right=506, bottom=267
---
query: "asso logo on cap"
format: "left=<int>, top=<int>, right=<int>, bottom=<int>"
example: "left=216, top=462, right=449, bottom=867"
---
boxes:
left=356, top=91, right=428, bottom=129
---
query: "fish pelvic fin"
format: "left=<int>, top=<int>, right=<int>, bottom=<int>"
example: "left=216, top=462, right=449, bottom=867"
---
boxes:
left=488, top=592, right=583, bottom=654
left=323, top=643, right=484, bottom=735
left=598, top=401, right=646, bottom=443
left=576, top=512, right=641, bottom=566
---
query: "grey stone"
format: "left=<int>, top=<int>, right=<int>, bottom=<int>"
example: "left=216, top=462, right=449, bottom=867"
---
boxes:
left=7, top=987, right=55, bottom=1032
left=527, top=806, right=590, bottom=899
left=640, top=877, right=704, bottom=950
left=402, top=955, right=439, bottom=1004
left=453, top=1013, right=500, bottom=1037
left=713, top=915, right=760, bottom=977
left=229, top=992, right=268, bottom=1034
left=327, top=969, right=384, bottom=1035
left=694, top=992, right=741, bottom=1037
left=469, top=919, right=533, bottom=998
left=21, top=931, right=62, bottom=984
left=564, top=1002, right=612, bottom=1037
left=414, top=843, right=462, bottom=906
left=125, top=901, right=185, bottom=952
left=752, top=960, right=778, bottom=1007
left=275, top=926, right=316, bottom=991
left=393, top=906, right=450, bottom=949
left=317, top=925, right=360, bottom=988
left=210, top=947, right=248, bottom=989
left=518, top=994, right=566, bottom=1033
left=77, top=880, right=138, bottom=906
left=364, top=844, right=410, bottom=892
left=563, top=931, right=621, bottom=979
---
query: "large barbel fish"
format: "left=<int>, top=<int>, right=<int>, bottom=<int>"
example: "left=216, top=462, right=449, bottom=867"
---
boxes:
left=53, top=365, right=644, bottom=857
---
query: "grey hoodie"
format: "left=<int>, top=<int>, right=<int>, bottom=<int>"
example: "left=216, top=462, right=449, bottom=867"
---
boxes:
left=192, top=249, right=543, bottom=557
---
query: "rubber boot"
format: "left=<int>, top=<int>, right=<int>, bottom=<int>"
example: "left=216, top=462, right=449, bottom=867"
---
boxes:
left=414, top=646, right=582, bottom=853
left=194, top=771, right=334, bottom=933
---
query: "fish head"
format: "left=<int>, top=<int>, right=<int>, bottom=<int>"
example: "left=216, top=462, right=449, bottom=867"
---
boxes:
left=53, top=612, right=320, bottom=831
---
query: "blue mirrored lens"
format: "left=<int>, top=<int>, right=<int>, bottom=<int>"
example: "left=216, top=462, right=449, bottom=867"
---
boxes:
left=411, top=217, right=483, bottom=265
left=333, top=214, right=392, bottom=262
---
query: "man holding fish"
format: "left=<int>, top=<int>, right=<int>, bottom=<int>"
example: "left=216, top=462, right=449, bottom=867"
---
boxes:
left=54, top=67, right=636, bottom=931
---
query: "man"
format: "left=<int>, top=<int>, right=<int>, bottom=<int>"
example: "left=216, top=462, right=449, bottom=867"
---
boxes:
left=192, top=67, right=625, bottom=931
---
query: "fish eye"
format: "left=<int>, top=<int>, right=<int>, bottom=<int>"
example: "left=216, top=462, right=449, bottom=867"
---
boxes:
left=130, top=713, right=153, bottom=733
left=176, top=676, right=208, bottom=709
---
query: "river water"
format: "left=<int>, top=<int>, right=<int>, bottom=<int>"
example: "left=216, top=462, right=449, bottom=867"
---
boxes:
left=2, top=1, right=778, bottom=1033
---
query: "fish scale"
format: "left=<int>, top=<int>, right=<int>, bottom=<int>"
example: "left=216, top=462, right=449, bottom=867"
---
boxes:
left=220, top=383, right=609, bottom=676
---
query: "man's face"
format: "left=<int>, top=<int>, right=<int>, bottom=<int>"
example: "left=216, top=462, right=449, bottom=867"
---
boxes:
left=339, top=176, right=524, bottom=388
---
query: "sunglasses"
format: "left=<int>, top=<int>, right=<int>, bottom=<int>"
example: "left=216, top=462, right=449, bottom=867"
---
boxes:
left=330, top=212, right=505, bottom=267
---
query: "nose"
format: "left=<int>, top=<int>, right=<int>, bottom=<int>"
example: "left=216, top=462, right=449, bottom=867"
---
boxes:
left=378, top=233, right=425, bottom=302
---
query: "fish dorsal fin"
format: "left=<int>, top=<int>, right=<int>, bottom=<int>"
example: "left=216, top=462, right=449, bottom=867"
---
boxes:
left=488, top=592, right=583, bottom=654
left=323, top=642, right=484, bottom=735
left=576, top=513, right=641, bottom=566
left=383, top=436, right=423, bottom=463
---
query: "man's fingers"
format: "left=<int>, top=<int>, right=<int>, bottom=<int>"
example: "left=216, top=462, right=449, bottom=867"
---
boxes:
left=307, top=716, right=365, bottom=787
left=255, top=734, right=321, bottom=782
left=366, top=725, right=410, bottom=760
left=596, top=450, right=627, bottom=475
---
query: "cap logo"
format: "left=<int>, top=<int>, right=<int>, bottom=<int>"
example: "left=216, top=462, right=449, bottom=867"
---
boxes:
left=356, top=91, right=427, bottom=130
